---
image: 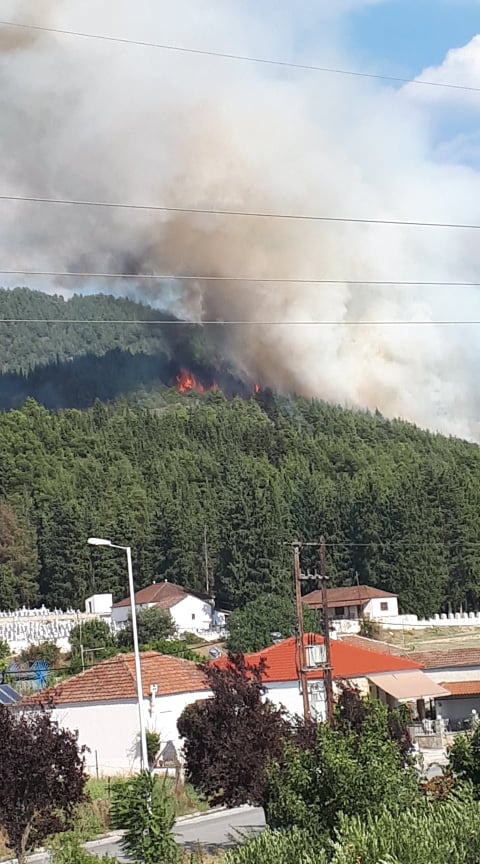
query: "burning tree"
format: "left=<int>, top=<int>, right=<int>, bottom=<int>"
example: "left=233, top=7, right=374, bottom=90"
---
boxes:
left=0, top=705, right=87, bottom=863
left=177, top=654, right=289, bottom=806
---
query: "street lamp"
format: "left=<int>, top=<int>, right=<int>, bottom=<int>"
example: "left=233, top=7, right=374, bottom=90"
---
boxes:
left=87, top=537, right=149, bottom=771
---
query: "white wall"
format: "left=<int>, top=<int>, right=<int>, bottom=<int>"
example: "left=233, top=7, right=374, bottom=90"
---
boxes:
left=111, top=594, right=213, bottom=634
left=426, top=668, right=480, bottom=684
left=171, top=595, right=213, bottom=633
left=367, top=597, right=399, bottom=618
left=51, top=689, right=211, bottom=776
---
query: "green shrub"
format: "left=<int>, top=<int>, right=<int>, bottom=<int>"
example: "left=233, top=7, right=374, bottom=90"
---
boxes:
left=49, top=832, right=119, bottom=864
left=265, top=701, right=420, bottom=833
left=224, top=827, right=326, bottom=864
left=110, top=770, right=178, bottom=864
left=331, top=792, right=480, bottom=864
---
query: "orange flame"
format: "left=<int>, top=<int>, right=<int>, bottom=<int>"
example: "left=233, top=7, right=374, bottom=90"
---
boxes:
left=176, top=369, right=218, bottom=395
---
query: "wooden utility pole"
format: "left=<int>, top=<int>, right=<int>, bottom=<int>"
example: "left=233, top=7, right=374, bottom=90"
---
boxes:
left=293, top=542, right=310, bottom=722
left=320, top=536, right=334, bottom=726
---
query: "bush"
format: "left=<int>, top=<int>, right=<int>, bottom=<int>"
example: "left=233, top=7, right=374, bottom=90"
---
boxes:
left=265, top=700, right=420, bottom=833
left=226, top=793, right=480, bottom=864
left=49, top=832, right=119, bottom=864
left=224, top=827, right=327, bottom=864
left=117, top=607, right=176, bottom=649
left=448, top=723, right=480, bottom=792
left=110, top=770, right=178, bottom=864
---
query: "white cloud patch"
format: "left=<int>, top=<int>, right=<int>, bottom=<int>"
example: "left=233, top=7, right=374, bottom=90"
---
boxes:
left=0, top=0, right=480, bottom=437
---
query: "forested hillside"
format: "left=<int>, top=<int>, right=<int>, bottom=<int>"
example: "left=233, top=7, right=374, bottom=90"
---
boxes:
left=1, top=392, right=480, bottom=617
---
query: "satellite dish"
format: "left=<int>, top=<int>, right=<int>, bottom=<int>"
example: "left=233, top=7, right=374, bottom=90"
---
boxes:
left=209, top=646, right=222, bottom=659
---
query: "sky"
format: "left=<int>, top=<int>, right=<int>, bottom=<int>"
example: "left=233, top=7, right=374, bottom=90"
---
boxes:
left=347, top=0, right=480, bottom=78
left=1, top=0, right=480, bottom=437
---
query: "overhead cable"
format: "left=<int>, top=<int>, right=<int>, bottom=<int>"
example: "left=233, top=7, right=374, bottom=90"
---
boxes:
left=0, top=19, right=477, bottom=94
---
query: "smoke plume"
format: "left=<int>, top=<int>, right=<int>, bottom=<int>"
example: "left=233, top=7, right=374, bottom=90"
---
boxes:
left=1, top=0, right=480, bottom=436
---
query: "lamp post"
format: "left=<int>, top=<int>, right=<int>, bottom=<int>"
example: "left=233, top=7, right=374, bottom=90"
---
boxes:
left=87, top=537, right=149, bottom=771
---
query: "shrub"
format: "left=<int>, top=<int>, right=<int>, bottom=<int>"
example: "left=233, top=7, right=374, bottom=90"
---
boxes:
left=224, top=827, right=326, bottom=864
left=110, top=770, right=178, bottom=864
left=265, top=700, right=420, bottom=833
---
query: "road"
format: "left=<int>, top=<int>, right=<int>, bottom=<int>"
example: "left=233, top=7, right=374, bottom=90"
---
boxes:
left=21, top=806, right=266, bottom=863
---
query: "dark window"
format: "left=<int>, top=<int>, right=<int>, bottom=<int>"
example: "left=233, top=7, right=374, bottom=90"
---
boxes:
left=380, top=601, right=389, bottom=612
left=334, top=606, right=345, bottom=616
left=191, top=613, right=196, bottom=620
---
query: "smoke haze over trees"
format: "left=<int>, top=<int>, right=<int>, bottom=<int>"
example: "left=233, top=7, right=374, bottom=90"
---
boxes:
left=2, top=2, right=480, bottom=436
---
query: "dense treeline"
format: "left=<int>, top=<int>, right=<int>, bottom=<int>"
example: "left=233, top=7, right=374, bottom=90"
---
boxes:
left=0, top=287, right=222, bottom=375
left=1, top=391, right=480, bottom=616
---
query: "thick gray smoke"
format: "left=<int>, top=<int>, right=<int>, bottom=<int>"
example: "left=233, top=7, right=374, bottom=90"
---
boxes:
left=1, top=0, right=480, bottom=436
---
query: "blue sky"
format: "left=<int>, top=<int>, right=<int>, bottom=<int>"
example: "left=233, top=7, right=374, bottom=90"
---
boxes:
left=345, top=0, right=480, bottom=78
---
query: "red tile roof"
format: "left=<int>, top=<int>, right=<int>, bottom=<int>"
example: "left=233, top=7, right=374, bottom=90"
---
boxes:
left=409, top=648, right=480, bottom=670
left=25, top=652, right=209, bottom=706
left=113, top=581, right=189, bottom=609
left=303, top=585, right=397, bottom=610
left=440, top=681, right=480, bottom=698
left=215, top=635, right=421, bottom=683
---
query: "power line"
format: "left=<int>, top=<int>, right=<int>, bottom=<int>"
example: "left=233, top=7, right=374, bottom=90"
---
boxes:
left=0, top=19, right=477, bottom=95
left=1, top=193, right=480, bottom=230
left=2, top=270, right=480, bottom=287
left=1, top=318, right=480, bottom=325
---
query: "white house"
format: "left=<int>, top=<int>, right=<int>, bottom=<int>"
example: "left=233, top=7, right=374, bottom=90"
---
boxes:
left=303, top=585, right=399, bottom=623
left=25, top=651, right=210, bottom=775
left=111, top=580, right=224, bottom=639
left=214, top=635, right=446, bottom=721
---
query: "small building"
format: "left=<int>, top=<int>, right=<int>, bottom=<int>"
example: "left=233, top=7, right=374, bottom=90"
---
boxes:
left=215, top=635, right=445, bottom=722
left=408, top=648, right=480, bottom=731
left=111, top=581, right=216, bottom=637
left=303, top=585, right=399, bottom=622
left=24, top=651, right=210, bottom=775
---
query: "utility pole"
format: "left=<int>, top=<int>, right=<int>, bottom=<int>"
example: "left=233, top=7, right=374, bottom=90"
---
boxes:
left=320, top=536, right=334, bottom=727
left=293, top=542, right=310, bottom=723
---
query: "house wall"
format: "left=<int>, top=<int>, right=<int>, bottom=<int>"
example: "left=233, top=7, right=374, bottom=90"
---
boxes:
left=51, top=689, right=211, bottom=776
left=170, top=595, right=213, bottom=633
left=368, top=597, right=399, bottom=618
left=111, top=594, right=213, bottom=634
left=263, top=676, right=369, bottom=722
left=436, top=696, right=480, bottom=727
left=426, top=667, right=480, bottom=684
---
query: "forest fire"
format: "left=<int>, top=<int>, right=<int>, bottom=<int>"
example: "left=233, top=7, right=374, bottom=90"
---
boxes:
left=176, top=369, right=204, bottom=393
left=175, top=368, right=261, bottom=397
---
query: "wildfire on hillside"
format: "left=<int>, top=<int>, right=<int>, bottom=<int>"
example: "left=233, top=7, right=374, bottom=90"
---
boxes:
left=175, top=367, right=261, bottom=397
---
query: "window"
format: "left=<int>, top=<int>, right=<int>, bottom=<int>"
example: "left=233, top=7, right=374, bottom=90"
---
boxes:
left=191, top=613, right=196, bottom=620
left=334, top=606, right=345, bottom=616
left=380, top=601, right=389, bottom=612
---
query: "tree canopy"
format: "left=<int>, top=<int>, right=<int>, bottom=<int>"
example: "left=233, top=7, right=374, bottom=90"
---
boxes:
left=2, top=289, right=480, bottom=617
left=0, top=705, right=86, bottom=863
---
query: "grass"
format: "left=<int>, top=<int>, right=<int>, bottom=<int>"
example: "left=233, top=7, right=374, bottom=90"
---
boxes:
left=73, top=775, right=209, bottom=841
left=381, top=625, right=480, bottom=653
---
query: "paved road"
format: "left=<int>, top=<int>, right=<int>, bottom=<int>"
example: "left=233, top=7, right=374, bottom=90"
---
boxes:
left=21, top=806, right=266, bottom=863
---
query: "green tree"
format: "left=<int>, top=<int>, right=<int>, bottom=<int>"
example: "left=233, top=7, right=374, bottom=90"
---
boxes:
left=69, top=619, right=117, bottom=672
left=447, top=722, right=480, bottom=792
left=110, top=771, right=178, bottom=864
left=227, top=594, right=320, bottom=653
left=117, top=607, right=176, bottom=650
left=265, top=698, right=420, bottom=834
